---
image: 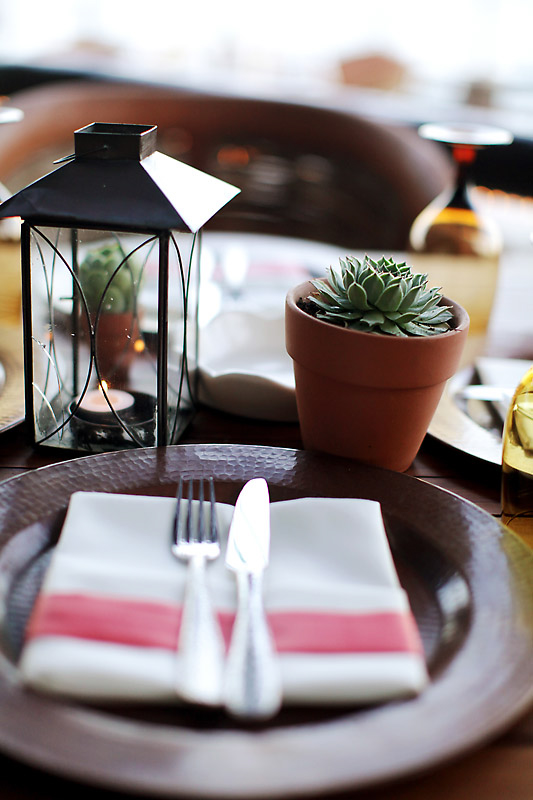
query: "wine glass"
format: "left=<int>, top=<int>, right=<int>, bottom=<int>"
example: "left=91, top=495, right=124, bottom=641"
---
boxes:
left=408, top=122, right=513, bottom=363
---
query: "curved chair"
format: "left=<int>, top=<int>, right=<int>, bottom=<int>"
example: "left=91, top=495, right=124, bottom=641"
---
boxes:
left=0, top=79, right=450, bottom=249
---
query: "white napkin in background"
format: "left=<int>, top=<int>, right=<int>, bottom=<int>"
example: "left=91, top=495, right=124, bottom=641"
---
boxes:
left=20, top=491, right=428, bottom=706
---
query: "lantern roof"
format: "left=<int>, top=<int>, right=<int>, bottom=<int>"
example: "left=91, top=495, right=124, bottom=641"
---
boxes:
left=0, top=122, right=240, bottom=232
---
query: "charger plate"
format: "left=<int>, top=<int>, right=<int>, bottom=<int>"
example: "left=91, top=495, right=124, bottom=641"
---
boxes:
left=0, top=444, right=532, bottom=798
left=428, top=367, right=505, bottom=466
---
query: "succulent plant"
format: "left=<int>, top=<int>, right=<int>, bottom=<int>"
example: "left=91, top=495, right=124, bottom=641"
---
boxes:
left=308, top=255, right=454, bottom=336
left=79, top=241, right=141, bottom=315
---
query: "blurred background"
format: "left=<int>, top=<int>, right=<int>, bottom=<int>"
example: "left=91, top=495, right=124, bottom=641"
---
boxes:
left=1, top=0, right=533, bottom=438
left=1, top=0, right=533, bottom=310
left=0, top=0, right=532, bottom=124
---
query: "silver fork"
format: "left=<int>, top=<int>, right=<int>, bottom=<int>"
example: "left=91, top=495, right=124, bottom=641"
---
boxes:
left=171, top=477, right=225, bottom=706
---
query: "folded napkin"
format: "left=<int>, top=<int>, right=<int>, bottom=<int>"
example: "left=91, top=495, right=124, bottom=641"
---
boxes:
left=20, top=491, right=428, bottom=706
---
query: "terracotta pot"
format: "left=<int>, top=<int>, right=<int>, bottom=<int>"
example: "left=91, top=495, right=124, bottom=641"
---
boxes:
left=285, top=281, right=469, bottom=472
left=92, top=311, right=140, bottom=387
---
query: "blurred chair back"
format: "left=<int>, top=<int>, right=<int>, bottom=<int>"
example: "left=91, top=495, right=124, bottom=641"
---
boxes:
left=0, top=79, right=449, bottom=249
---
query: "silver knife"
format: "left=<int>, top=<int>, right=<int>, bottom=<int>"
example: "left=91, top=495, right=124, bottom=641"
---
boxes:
left=223, top=478, right=282, bottom=719
left=456, top=385, right=513, bottom=403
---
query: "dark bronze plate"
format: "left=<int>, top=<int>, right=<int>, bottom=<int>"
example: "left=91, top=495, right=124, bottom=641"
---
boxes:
left=0, top=444, right=531, bottom=798
left=428, top=367, right=503, bottom=465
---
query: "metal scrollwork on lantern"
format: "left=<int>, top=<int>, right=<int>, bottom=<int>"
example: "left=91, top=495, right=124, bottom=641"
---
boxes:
left=0, top=122, right=240, bottom=452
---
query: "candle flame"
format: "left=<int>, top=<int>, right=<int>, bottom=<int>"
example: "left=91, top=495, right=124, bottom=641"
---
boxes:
left=100, top=380, right=109, bottom=393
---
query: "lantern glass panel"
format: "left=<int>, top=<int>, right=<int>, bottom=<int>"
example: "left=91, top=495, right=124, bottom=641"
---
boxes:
left=165, top=230, right=200, bottom=444
left=28, top=225, right=199, bottom=452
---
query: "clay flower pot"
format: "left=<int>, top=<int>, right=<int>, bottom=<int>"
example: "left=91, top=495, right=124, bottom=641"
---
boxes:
left=92, top=311, right=141, bottom=387
left=285, top=281, right=469, bottom=472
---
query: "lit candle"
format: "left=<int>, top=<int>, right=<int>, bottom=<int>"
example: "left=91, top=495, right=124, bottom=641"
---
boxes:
left=78, top=382, right=135, bottom=415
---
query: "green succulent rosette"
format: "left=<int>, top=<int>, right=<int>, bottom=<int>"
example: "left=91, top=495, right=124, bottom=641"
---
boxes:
left=308, top=255, right=454, bottom=336
left=79, top=241, right=141, bottom=315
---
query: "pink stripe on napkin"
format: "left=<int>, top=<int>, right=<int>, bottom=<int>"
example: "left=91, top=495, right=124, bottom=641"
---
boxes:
left=26, top=593, right=424, bottom=655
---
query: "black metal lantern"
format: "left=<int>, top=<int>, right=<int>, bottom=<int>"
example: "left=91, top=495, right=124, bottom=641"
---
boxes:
left=0, top=122, right=239, bottom=452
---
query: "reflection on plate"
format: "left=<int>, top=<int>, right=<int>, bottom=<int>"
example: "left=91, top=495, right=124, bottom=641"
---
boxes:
left=428, top=358, right=530, bottom=466
left=198, top=312, right=298, bottom=421
left=0, top=445, right=531, bottom=798
left=428, top=370, right=503, bottom=466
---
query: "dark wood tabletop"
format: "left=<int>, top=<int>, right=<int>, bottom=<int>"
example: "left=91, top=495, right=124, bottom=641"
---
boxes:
left=0, top=402, right=530, bottom=800
left=0, top=214, right=532, bottom=798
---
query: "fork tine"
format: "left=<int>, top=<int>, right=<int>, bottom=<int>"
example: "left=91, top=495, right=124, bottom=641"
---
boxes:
left=186, top=479, right=194, bottom=542
left=196, top=479, right=205, bottom=543
left=173, top=477, right=185, bottom=546
left=173, top=477, right=219, bottom=548
left=208, top=478, right=217, bottom=544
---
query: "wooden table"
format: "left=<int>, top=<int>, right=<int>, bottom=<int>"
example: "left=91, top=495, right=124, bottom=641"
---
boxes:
left=0, top=210, right=532, bottom=797
left=0, top=402, right=530, bottom=800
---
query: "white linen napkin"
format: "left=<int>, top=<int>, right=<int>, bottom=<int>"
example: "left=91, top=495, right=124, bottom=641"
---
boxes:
left=19, top=491, right=428, bottom=706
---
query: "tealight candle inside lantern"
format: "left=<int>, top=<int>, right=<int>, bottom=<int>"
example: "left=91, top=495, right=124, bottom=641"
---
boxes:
left=78, top=384, right=135, bottom=415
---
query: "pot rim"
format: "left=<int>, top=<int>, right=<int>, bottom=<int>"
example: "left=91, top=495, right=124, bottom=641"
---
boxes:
left=285, top=280, right=470, bottom=388
left=286, top=280, right=470, bottom=341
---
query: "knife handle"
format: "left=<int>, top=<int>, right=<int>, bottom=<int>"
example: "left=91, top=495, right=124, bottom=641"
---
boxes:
left=178, top=555, right=225, bottom=706
left=224, top=571, right=282, bottom=719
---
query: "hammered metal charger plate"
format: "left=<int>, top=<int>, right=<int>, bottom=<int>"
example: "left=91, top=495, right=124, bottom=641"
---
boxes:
left=0, top=444, right=532, bottom=798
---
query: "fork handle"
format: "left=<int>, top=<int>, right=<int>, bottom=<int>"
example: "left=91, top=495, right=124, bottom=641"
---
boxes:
left=178, top=555, right=225, bottom=706
left=224, top=571, right=282, bottom=719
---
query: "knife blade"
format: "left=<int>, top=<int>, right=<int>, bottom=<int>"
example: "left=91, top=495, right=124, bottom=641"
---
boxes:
left=457, top=385, right=513, bottom=403
left=223, top=478, right=282, bottom=719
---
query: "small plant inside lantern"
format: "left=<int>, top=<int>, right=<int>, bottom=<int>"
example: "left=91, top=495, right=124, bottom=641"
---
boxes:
left=0, top=122, right=239, bottom=452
